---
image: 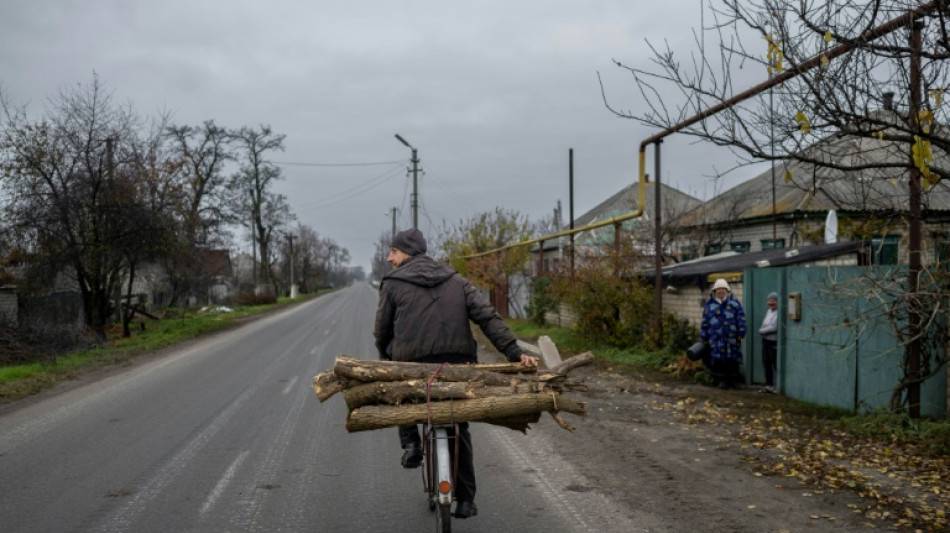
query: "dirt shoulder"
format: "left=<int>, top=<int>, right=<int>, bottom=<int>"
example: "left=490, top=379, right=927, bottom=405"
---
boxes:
left=483, top=341, right=949, bottom=532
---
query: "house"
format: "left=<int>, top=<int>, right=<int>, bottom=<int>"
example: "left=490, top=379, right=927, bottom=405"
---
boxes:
left=668, top=109, right=950, bottom=265
left=530, top=180, right=702, bottom=276
left=645, top=240, right=863, bottom=327
left=148, top=249, right=236, bottom=307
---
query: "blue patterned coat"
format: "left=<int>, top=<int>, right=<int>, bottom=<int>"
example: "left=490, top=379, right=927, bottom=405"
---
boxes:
left=700, top=293, right=747, bottom=363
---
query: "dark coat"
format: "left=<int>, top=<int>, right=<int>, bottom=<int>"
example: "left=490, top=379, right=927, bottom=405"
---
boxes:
left=373, top=255, right=522, bottom=363
left=700, top=292, right=746, bottom=363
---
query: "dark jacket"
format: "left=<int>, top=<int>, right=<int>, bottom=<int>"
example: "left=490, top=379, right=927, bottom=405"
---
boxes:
left=374, top=255, right=522, bottom=363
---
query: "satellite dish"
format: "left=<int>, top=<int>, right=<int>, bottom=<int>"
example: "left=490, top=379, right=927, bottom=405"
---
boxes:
left=824, top=210, right=838, bottom=244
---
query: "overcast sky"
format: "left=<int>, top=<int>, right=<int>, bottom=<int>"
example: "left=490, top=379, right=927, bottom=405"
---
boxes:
left=0, top=0, right=765, bottom=272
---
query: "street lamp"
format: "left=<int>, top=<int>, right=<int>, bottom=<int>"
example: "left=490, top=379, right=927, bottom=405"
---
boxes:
left=394, top=134, right=419, bottom=229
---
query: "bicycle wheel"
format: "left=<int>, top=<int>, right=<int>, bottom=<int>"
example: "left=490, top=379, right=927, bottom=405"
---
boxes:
left=436, top=502, right=451, bottom=533
left=428, top=426, right=453, bottom=532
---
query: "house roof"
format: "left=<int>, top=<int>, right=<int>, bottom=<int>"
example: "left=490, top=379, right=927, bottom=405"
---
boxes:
left=641, top=240, right=863, bottom=286
left=673, top=111, right=950, bottom=227
left=569, top=181, right=701, bottom=248
left=531, top=181, right=701, bottom=252
left=198, top=249, right=232, bottom=277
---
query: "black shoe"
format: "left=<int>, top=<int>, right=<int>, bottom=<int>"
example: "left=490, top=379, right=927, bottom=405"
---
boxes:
left=400, top=443, right=423, bottom=469
left=453, top=500, right=477, bottom=519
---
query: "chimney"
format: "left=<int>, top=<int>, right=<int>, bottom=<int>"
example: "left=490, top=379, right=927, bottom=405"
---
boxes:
left=882, top=91, right=895, bottom=111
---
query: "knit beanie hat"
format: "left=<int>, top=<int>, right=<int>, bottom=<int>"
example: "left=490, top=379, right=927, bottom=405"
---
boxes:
left=392, top=228, right=427, bottom=256
left=767, top=292, right=779, bottom=301
left=712, top=278, right=730, bottom=292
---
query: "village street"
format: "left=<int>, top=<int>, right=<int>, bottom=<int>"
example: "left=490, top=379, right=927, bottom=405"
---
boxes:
left=0, top=284, right=946, bottom=532
left=537, top=355, right=950, bottom=532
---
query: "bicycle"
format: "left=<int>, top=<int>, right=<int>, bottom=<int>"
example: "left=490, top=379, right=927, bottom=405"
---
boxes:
left=422, top=365, right=458, bottom=533
left=422, top=422, right=457, bottom=532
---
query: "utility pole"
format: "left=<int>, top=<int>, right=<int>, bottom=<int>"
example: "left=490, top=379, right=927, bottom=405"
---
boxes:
left=395, top=134, right=420, bottom=229
left=288, top=234, right=297, bottom=299
left=569, top=148, right=575, bottom=276
left=555, top=200, right=563, bottom=267
left=106, top=136, right=127, bottom=336
left=391, top=207, right=398, bottom=241
left=907, top=21, right=924, bottom=418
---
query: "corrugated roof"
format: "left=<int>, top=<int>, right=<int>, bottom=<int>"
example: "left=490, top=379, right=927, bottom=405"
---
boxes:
left=573, top=181, right=701, bottom=246
left=532, top=181, right=701, bottom=251
left=674, top=111, right=950, bottom=227
left=641, top=240, right=863, bottom=286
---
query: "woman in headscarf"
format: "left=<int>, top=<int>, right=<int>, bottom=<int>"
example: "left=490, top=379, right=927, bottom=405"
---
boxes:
left=700, top=278, right=747, bottom=389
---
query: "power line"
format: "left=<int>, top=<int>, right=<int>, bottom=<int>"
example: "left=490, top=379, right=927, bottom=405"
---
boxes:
left=295, top=164, right=405, bottom=210
left=270, top=159, right=404, bottom=168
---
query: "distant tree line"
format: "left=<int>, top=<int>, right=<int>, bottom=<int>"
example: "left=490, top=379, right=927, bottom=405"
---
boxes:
left=0, top=74, right=354, bottom=340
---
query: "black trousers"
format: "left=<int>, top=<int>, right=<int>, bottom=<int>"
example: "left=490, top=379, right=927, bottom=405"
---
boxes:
left=395, top=352, right=478, bottom=502
left=399, top=422, right=476, bottom=501
left=762, top=338, right=777, bottom=387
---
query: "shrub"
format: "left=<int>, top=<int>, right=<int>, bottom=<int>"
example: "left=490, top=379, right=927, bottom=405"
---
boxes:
left=660, top=313, right=699, bottom=352
left=549, top=249, right=653, bottom=348
left=526, top=277, right=558, bottom=326
left=237, top=292, right=277, bottom=307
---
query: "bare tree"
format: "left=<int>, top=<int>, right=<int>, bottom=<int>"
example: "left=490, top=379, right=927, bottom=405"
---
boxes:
left=0, top=75, right=178, bottom=338
left=230, top=125, right=292, bottom=289
left=605, top=1, right=950, bottom=415
left=163, top=120, right=235, bottom=305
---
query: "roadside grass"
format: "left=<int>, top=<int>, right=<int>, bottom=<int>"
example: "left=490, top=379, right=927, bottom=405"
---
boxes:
left=507, top=318, right=677, bottom=370
left=0, top=293, right=323, bottom=405
left=837, top=410, right=950, bottom=455
left=507, top=318, right=950, bottom=454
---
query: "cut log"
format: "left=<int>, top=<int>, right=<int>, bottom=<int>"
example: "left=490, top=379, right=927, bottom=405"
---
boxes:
left=345, top=393, right=587, bottom=433
left=343, top=380, right=486, bottom=409
left=547, top=351, right=595, bottom=376
left=343, top=380, right=570, bottom=410
left=312, top=371, right=351, bottom=402
left=333, top=356, right=531, bottom=386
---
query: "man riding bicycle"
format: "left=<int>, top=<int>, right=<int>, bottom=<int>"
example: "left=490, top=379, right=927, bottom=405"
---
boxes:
left=373, top=228, right=539, bottom=519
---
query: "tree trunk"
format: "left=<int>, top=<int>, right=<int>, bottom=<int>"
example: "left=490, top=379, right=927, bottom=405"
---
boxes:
left=313, top=370, right=351, bottom=402
left=345, top=392, right=587, bottom=433
left=332, top=356, right=533, bottom=386
left=548, top=352, right=595, bottom=376
left=342, top=379, right=583, bottom=410
left=343, top=380, right=486, bottom=409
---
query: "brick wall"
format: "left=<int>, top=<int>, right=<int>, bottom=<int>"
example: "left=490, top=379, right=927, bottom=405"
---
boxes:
left=663, top=279, right=746, bottom=328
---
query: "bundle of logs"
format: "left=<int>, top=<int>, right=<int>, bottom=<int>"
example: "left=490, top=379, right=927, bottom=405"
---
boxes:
left=312, top=353, right=594, bottom=433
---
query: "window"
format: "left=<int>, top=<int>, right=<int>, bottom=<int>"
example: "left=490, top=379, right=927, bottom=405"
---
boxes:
left=704, top=243, right=722, bottom=256
left=730, top=241, right=751, bottom=253
left=859, top=235, right=899, bottom=265
left=760, top=238, right=785, bottom=250
left=679, top=246, right=698, bottom=262
left=935, top=234, right=950, bottom=269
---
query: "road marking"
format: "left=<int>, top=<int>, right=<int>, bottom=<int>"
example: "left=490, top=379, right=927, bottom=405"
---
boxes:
left=201, top=451, right=249, bottom=515
left=101, top=382, right=259, bottom=531
left=282, top=376, right=299, bottom=395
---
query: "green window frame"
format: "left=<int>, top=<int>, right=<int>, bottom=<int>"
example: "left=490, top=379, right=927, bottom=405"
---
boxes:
left=860, top=235, right=899, bottom=265
left=730, top=241, right=751, bottom=253
left=935, top=234, right=950, bottom=269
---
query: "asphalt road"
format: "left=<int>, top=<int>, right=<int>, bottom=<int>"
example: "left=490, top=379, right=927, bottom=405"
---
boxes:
left=0, top=283, right=633, bottom=533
